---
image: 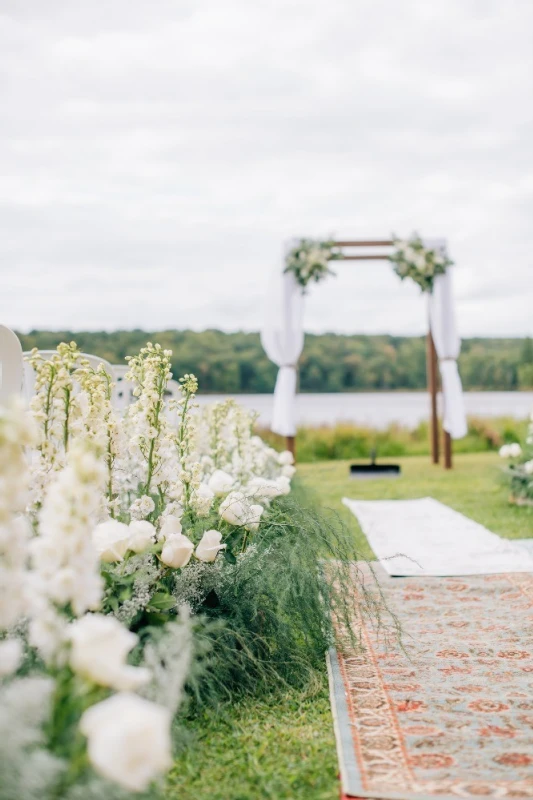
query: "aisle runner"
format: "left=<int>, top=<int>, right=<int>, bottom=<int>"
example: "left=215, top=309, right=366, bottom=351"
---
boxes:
left=329, top=567, right=533, bottom=799
left=342, top=497, right=533, bottom=576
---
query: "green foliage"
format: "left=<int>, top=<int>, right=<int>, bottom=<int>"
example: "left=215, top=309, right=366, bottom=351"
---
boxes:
left=16, top=329, right=533, bottom=391
left=181, top=484, right=394, bottom=708
left=259, top=416, right=529, bottom=463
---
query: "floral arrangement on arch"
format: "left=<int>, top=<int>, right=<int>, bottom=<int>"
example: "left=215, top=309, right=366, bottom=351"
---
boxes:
left=390, top=234, right=453, bottom=293
left=284, top=238, right=341, bottom=292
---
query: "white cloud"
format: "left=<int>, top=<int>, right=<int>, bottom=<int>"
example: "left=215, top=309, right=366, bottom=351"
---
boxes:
left=0, top=0, right=532, bottom=336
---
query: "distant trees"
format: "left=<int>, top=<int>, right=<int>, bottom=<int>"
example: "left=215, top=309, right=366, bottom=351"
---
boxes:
left=17, top=329, right=533, bottom=393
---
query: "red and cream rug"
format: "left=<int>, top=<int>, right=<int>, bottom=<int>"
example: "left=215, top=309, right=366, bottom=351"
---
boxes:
left=329, top=566, right=533, bottom=799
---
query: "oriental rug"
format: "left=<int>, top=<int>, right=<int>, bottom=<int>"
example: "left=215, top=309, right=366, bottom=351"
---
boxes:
left=329, top=566, right=533, bottom=799
left=342, top=497, right=533, bottom=576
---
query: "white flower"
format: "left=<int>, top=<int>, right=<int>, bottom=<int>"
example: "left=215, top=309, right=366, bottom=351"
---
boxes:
left=80, top=692, right=172, bottom=792
left=219, top=491, right=248, bottom=526
left=128, top=520, right=156, bottom=554
left=275, top=476, right=292, bottom=495
left=160, top=533, right=194, bottom=568
left=129, top=494, right=156, bottom=520
left=92, top=519, right=131, bottom=562
left=277, top=450, right=294, bottom=466
left=281, top=464, right=296, bottom=479
left=500, top=443, right=522, bottom=458
left=208, top=469, right=235, bottom=496
left=523, top=460, right=533, bottom=475
left=0, top=638, right=22, bottom=677
left=68, top=614, right=150, bottom=690
left=246, top=477, right=285, bottom=500
left=244, top=504, right=264, bottom=532
left=195, top=530, right=226, bottom=563
left=159, top=514, right=183, bottom=540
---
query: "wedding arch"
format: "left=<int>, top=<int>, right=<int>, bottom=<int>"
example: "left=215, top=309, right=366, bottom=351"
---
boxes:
left=261, top=237, right=467, bottom=469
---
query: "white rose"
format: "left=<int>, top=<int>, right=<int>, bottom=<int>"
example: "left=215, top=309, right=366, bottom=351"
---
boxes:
left=412, top=253, right=426, bottom=271
left=159, top=514, right=183, bottom=540
left=68, top=614, right=150, bottom=691
left=275, top=476, right=291, bottom=496
left=160, top=533, right=194, bottom=568
left=281, top=464, right=296, bottom=479
left=499, top=444, right=510, bottom=458
left=245, top=477, right=284, bottom=500
left=0, top=638, right=22, bottom=677
left=219, top=491, right=248, bottom=526
left=127, top=520, right=155, bottom=553
left=92, top=520, right=130, bottom=562
left=80, top=693, right=172, bottom=792
left=245, top=504, right=264, bottom=533
left=524, top=460, right=533, bottom=475
left=277, top=450, right=294, bottom=466
left=197, top=483, right=215, bottom=502
left=509, top=443, right=522, bottom=458
left=208, top=469, right=235, bottom=496
left=195, top=529, right=226, bottom=563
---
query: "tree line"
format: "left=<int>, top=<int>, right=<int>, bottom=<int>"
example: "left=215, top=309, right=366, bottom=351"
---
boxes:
left=17, top=329, right=533, bottom=393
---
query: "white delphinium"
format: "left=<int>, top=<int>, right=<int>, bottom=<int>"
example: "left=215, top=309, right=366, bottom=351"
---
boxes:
left=129, top=494, right=156, bottom=520
left=29, top=442, right=106, bottom=661
left=26, top=343, right=86, bottom=507
left=75, top=364, right=124, bottom=516
left=124, top=343, right=175, bottom=502
left=0, top=400, right=37, bottom=631
left=172, top=373, right=199, bottom=511
left=0, top=677, right=64, bottom=800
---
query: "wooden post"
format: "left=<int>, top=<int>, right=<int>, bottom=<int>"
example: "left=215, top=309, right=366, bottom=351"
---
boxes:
left=286, top=435, right=296, bottom=462
left=426, top=331, right=439, bottom=464
left=444, top=430, right=452, bottom=469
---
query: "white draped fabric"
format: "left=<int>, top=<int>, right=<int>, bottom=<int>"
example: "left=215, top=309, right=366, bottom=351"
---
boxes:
left=428, top=269, right=468, bottom=439
left=260, top=270, right=304, bottom=436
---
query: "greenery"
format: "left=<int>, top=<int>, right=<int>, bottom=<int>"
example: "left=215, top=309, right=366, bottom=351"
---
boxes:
left=259, top=415, right=529, bottom=462
left=166, top=453, right=533, bottom=799
left=17, top=330, right=533, bottom=392
left=180, top=486, right=390, bottom=708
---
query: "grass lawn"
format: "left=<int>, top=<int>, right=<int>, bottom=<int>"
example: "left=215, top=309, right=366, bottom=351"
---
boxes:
left=167, top=452, right=532, bottom=800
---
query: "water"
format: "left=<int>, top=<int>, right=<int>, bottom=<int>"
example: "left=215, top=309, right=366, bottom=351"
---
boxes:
left=195, top=392, right=533, bottom=429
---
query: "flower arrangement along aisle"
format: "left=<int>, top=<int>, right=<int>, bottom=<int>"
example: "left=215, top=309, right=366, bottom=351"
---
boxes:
left=390, top=233, right=453, bottom=293
left=501, top=412, right=533, bottom=506
left=284, top=238, right=341, bottom=292
left=0, top=400, right=193, bottom=800
left=15, top=341, right=387, bottom=715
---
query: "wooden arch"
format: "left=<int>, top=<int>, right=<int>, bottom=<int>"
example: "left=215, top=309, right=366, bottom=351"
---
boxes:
left=286, top=238, right=452, bottom=469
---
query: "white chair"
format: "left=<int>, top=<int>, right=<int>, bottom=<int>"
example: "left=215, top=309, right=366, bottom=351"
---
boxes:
left=22, top=350, right=115, bottom=403
left=112, top=365, right=135, bottom=412
left=0, top=325, right=24, bottom=403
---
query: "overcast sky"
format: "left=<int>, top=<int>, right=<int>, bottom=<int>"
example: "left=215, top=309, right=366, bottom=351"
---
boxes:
left=1, top=0, right=532, bottom=337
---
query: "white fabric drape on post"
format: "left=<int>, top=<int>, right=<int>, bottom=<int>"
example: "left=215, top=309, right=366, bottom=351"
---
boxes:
left=0, top=325, right=24, bottom=404
left=261, top=269, right=304, bottom=436
left=428, top=270, right=467, bottom=439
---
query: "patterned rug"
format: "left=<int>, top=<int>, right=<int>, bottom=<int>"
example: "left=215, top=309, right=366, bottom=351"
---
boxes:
left=329, top=566, right=533, bottom=799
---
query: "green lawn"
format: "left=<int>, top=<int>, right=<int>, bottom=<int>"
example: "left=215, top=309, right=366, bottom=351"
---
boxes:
left=167, top=453, right=532, bottom=800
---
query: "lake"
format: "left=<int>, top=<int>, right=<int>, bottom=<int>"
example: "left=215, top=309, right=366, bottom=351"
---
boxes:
left=195, top=392, right=533, bottom=429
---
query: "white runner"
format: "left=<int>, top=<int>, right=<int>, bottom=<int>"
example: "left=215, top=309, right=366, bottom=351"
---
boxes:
left=342, top=496, right=533, bottom=576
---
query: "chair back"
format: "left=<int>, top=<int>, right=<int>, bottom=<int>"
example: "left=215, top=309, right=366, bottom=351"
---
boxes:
left=0, top=325, right=24, bottom=403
